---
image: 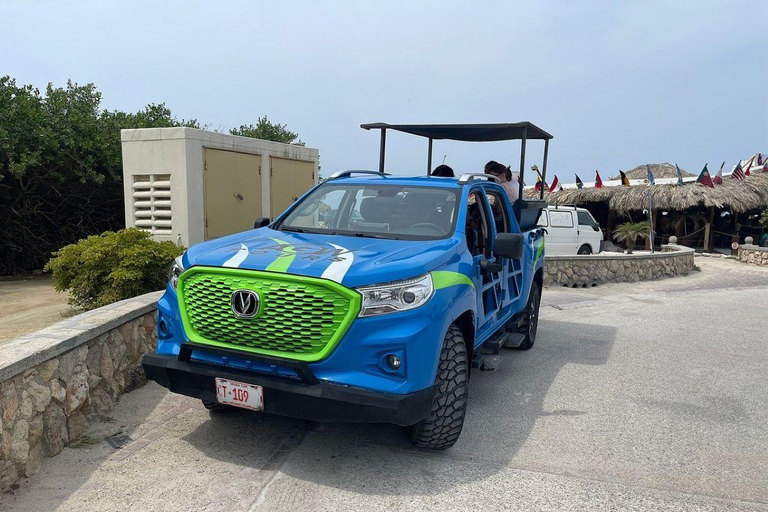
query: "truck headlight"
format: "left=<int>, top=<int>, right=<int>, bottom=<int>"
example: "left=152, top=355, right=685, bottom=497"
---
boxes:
left=356, top=274, right=434, bottom=317
left=168, top=256, right=185, bottom=290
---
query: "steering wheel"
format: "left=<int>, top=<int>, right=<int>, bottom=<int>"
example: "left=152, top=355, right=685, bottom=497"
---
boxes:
left=408, top=223, right=445, bottom=235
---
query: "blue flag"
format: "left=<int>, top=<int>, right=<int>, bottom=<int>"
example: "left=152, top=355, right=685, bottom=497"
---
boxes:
left=646, top=164, right=655, bottom=185
left=675, top=164, right=684, bottom=186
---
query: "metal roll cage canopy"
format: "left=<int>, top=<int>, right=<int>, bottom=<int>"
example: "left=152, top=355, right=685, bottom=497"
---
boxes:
left=361, top=122, right=553, bottom=202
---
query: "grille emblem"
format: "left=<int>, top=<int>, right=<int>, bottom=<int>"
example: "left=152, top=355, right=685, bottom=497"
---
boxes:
left=231, top=289, right=260, bottom=318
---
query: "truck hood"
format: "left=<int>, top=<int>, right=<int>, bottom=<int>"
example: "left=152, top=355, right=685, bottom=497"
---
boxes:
left=183, top=228, right=459, bottom=288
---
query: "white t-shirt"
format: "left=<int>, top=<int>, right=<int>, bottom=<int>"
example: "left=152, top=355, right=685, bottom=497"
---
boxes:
left=500, top=181, right=519, bottom=203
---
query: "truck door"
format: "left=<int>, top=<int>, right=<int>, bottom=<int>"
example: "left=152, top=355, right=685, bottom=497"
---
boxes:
left=484, top=187, right=524, bottom=320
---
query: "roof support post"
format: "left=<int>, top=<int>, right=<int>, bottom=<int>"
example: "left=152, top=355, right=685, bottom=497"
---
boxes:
left=518, top=126, right=528, bottom=204
left=378, top=129, right=387, bottom=173
left=427, top=138, right=433, bottom=175
left=540, top=138, right=549, bottom=200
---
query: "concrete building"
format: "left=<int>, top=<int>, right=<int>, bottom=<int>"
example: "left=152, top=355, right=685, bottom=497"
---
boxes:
left=121, top=127, right=319, bottom=247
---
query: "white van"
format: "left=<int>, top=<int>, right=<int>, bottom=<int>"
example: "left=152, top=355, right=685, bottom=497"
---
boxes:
left=537, top=206, right=604, bottom=255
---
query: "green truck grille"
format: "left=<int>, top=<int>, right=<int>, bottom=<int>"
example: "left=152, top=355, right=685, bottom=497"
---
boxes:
left=177, top=267, right=361, bottom=362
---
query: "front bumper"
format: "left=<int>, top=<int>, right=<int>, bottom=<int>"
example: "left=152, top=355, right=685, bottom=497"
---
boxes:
left=142, top=351, right=435, bottom=426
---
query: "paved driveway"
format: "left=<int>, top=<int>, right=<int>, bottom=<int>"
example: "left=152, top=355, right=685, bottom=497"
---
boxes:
left=3, top=258, right=768, bottom=511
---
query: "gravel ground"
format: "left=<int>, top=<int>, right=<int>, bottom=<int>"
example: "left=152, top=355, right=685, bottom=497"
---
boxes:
left=0, top=275, right=70, bottom=344
left=2, top=258, right=767, bottom=511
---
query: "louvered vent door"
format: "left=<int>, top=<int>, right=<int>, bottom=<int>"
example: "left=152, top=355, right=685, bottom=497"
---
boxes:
left=132, top=175, right=172, bottom=238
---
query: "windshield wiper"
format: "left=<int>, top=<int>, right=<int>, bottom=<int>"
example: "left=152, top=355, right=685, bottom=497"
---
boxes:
left=352, top=232, right=399, bottom=240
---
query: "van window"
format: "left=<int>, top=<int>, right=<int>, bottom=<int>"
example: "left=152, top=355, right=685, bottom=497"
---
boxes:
left=577, top=211, right=597, bottom=228
left=549, top=211, right=574, bottom=228
left=537, top=211, right=548, bottom=227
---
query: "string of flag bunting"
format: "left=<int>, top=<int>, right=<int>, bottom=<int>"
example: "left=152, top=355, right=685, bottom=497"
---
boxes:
left=540, top=153, right=765, bottom=190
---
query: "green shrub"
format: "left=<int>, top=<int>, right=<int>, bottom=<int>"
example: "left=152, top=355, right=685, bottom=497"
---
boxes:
left=44, top=228, right=183, bottom=310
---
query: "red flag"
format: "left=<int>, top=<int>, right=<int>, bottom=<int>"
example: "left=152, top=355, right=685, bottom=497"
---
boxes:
left=764, top=161, right=768, bottom=172
left=595, top=170, right=603, bottom=188
left=713, top=162, right=724, bottom=185
left=549, top=175, right=560, bottom=192
left=744, top=156, right=755, bottom=176
left=696, top=164, right=715, bottom=188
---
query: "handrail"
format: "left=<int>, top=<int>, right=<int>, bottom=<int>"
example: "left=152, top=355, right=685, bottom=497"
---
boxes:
left=328, top=170, right=391, bottom=180
left=457, top=173, right=501, bottom=185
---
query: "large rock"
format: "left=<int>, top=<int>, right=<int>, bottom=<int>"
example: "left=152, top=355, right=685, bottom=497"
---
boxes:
left=42, top=404, right=68, bottom=456
left=1, top=460, right=18, bottom=492
left=38, top=359, right=59, bottom=382
left=25, top=441, right=44, bottom=478
left=49, top=379, right=66, bottom=403
left=100, top=344, right=114, bottom=381
left=19, top=390, right=33, bottom=420
left=67, top=410, right=89, bottom=442
left=28, top=380, right=52, bottom=413
left=64, top=365, right=89, bottom=415
left=1, top=381, right=18, bottom=427
left=89, top=387, right=114, bottom=418
left=10, top=418, right=29, bottom=465
left=28, top=414, right=43, bottom=445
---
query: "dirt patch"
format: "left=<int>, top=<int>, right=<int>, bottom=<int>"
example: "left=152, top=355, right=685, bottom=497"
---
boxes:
left=0, top=275, right=72, bottom=344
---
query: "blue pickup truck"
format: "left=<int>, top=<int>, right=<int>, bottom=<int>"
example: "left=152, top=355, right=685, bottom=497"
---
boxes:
left=143, top=122, right=552, bottom=449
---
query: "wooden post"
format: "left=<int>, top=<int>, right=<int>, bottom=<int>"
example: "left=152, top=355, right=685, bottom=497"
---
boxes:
left=606, top=210, right=614, bottom=242
left=704, top=207, right=715, bottom=251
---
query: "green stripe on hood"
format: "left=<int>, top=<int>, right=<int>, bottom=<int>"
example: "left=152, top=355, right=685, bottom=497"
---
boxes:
left=432, top=270, right=475, bottom=290
left=266, top=238, right=297, bottom=272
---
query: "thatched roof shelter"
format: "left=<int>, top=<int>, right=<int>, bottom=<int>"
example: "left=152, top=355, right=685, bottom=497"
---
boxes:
left=610, top=162, right=695, bottom=180
left=529, top=172, right=768, bottom=214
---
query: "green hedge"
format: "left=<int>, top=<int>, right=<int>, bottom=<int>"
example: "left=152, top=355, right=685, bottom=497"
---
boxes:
left=45, top=228, right=183, bottom=310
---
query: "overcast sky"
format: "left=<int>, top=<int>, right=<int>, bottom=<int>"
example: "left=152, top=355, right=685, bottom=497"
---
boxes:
left=2, top=1, right=766, bottom=183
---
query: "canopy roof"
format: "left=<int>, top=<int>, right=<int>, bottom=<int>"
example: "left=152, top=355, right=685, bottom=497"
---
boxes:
left=360, top=122, right=553, bottom=141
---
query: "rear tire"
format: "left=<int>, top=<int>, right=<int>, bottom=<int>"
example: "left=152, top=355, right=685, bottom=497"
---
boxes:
left=516, top=281, right=541, bottom=350
left=202, top=400, right=233, bottom=414
left=578, top=244, right=592, bottom=255
left=410, top=325, right=469, bottom=450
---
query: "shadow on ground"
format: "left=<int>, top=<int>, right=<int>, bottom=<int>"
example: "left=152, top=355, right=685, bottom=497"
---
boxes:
left=181, top=319, right=618, bottom=497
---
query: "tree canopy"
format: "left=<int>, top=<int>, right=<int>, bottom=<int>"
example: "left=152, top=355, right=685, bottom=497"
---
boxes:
left=0, top=76, right=302, bottom=274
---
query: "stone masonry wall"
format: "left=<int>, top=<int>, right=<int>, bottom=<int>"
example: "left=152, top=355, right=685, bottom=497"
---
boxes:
left=739, top=246, right=768, bottom=266
left=0, top=292, right=159, bottom=491
left=544, top=244, right=695, bottom=288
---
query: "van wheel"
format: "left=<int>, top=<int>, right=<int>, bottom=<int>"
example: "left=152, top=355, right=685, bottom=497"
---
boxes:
left=578, top=244, right=592, bottom=255
left=410, top=325, right=469, bottom=450
left=516, top=281, right=541, bottom=350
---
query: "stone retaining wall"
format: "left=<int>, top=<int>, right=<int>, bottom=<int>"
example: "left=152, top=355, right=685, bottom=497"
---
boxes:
left=544, top=244, right=695, bottom=288
left=0, top=292, right=161, bottom=491
left=738, top=245, right=768, bottom=266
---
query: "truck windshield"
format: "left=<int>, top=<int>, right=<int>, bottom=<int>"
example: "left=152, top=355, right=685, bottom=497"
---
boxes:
left=277, top=184, right=459, bottom=240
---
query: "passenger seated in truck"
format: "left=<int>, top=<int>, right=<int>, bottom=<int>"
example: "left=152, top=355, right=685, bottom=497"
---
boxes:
left=487, top=162, right=518, bottom=203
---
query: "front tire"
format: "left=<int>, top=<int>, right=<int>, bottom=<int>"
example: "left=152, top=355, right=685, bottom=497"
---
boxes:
left=577, top=244, right=592, bottom=255
left=410, top=324, right=469, bottom=450
left=516, top=281, right=541, bottom=350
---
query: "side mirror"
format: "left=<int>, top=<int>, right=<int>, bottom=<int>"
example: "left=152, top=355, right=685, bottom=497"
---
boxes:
left=593, top=225, right=600, bottom=232
left=493, top=232, right=524, bottom=259
left=254, top=217, right=271, bottom=229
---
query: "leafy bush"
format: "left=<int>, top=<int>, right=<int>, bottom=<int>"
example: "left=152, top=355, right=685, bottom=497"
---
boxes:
left=44, top=228, right=183, bottom=310
left=1, top=76, right=302, bottom=275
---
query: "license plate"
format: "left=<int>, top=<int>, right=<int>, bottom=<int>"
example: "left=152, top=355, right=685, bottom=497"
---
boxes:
left=215, top=378, right=264, bottom=411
